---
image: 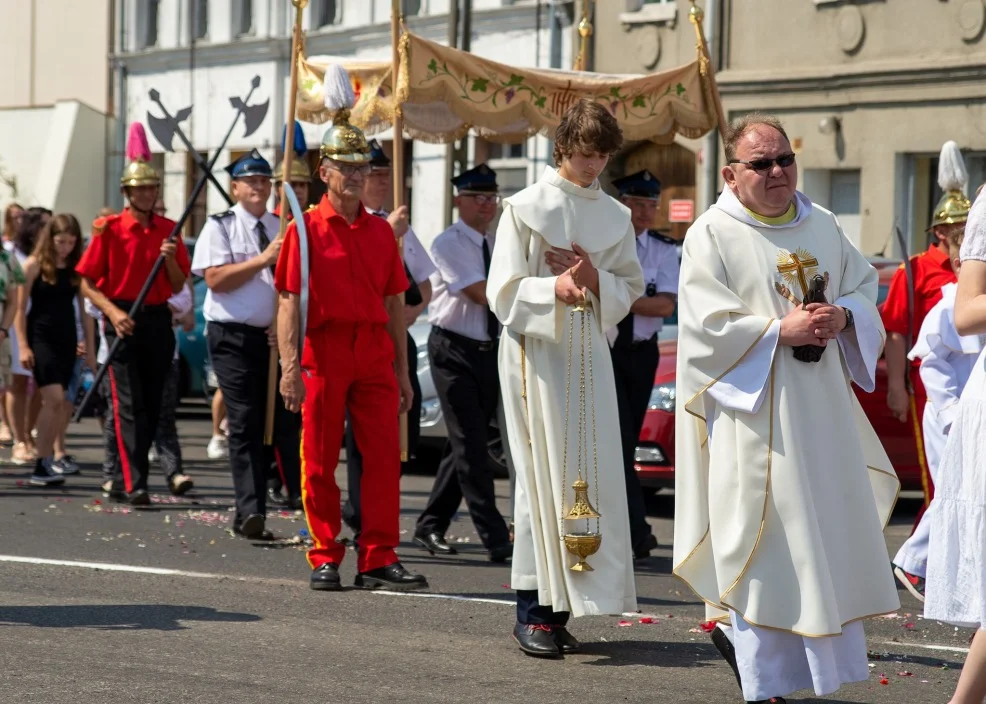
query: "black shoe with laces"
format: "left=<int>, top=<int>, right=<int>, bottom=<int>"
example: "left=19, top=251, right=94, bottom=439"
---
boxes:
left=355, top=562, right=428, bottom=591
left=512, top=623, right=562, bottom=658
left=29, top=458, right=65, bottom=486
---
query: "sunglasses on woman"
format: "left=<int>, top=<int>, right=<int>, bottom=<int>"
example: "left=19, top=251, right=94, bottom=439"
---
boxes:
left=729, top=153, right=796, bottom=172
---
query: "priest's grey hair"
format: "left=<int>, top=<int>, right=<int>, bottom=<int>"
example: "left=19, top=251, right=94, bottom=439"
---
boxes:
left=724, top=112, right=790, bottom=162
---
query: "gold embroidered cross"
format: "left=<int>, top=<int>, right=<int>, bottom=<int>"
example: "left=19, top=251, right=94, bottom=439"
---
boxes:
left=777, top=250, right=818, bottom=297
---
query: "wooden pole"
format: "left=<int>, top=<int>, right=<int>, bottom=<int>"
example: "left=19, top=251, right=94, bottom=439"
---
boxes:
left=689, top=1, right=728, bottom=138
left=264, top=0, right=307, bottom=444
left=392, top=0, right=409, bottom=462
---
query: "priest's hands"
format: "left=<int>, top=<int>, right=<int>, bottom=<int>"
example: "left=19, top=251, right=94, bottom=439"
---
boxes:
left=779, top=306, right=828, bottom=348
left=546, top=244, right=599, bottom=300
left=806, top=303, right=847, bottom=339
left=555, top=266, right=585, bottom=305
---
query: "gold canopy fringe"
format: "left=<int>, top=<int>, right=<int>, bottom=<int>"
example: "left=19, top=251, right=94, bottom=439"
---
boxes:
left=295, top=31, right=718, bottom=145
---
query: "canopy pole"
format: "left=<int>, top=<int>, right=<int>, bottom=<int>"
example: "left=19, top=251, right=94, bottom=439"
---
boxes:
left=264, top=0, right=307, bottom=445
left=391, top=0, right=409, bottom=462
left=573, top=0, right=593, bottom=72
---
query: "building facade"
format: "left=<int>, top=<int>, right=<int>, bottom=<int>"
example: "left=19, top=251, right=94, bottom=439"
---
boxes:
left=595, top=0, right=986, bottom=258
left=116, top=0, right=575, bottom=243
left=0, top=0, right=114, bottom=220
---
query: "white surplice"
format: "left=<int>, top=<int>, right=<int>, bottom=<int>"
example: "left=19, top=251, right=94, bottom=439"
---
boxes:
left=486, top=166, right=643, bottom=617
left=894, top=283, right=985, bottom=577
left=674, top=189, right=901, bottom=700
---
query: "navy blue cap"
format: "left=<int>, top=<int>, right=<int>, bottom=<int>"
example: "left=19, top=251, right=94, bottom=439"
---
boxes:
left=225, top=149, right=272, bottom=179
left=613, top=169, right=661, bottom=199
left=368, top=139, right=391, bottom=169
left=451, top=163, right=498, bottom=192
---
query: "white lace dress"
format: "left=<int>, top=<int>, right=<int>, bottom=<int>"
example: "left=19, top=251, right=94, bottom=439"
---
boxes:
left=925, top=192, right=986, bottom=628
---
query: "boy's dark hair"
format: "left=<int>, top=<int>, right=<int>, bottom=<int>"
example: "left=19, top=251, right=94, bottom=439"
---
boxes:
left=553, top=98, right=624, bottom=166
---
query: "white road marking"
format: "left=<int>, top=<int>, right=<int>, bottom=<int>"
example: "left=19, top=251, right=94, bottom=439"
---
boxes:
left=370, top=590, right=511, bottom=606
left=0, top=555, right=971, bottom=651
left=0, top=555, right=513, bottom=605
left=874, top=640, right=970, bottom=655
left=0, top=554, right=226, bottom=578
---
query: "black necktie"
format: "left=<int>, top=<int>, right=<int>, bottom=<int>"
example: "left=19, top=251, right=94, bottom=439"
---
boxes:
left=257, top=221, right=274, bottom=273
left=482, top=238, right=499, bottom=341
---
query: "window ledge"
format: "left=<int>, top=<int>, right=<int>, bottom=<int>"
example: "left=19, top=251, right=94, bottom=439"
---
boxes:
left=619, top=3, right=677, bottom=27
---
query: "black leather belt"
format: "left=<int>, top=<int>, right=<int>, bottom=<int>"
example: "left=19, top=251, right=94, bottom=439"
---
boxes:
left=433, top=326, right=497, bottom=352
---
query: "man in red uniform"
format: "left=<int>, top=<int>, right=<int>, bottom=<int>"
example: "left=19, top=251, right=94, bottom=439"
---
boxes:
left=77, top=123, right=191, bottom=505
left=275, top=107, right=428, bottom=592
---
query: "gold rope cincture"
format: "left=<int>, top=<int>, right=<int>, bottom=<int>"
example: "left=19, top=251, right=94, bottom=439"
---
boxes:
left=559, top=294, right=602, bottom=572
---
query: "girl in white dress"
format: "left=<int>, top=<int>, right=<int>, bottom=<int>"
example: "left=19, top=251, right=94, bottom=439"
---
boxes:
left=925, top=185, right=986, bottom=703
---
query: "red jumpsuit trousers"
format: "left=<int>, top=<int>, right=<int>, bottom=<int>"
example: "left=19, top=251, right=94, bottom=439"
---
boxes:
left=300, top=321, right=401, bottom=573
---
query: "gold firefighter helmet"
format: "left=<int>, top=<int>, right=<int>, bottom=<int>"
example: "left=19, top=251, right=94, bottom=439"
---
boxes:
left=318, top=64, right=371, bottom=165
left=274, top=157, right=313, bottom=183
left=930, top=140, right=970, bottom=229
left=121, top=122, right=161, bottom=188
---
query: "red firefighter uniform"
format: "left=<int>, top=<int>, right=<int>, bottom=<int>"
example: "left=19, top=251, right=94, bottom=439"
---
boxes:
left=880, top=243, right=956, bottom=506
left=76, top=209, right=191, bottom=496
left=275, top=195, right=407, bottom=573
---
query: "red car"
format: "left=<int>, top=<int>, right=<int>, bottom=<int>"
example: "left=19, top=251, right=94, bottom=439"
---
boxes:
left=635, top=258, right=923, bottom=492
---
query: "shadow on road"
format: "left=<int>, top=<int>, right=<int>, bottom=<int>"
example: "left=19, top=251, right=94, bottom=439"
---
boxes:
left=0, top=604, right=261, bottom=631
left=577, top=640, right=719, bottom=668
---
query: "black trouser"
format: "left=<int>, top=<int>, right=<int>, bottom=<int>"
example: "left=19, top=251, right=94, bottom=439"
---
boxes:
left=208, top=321, right=301, bottom=525
left=611, top=338, right=660, bottom=552
left=104, top=303, right=174, bottom=494
left=154, top=358, right=183, bottom=480
left=415, top=327, right=510, bottom=550
left=517, top=590, right=570, bottom=626
left=342, top=330, right=420, bottom=536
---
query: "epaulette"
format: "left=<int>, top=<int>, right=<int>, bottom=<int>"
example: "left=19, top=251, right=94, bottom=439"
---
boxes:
left=210, top=210, right=235, bottom=221
left=91, top=213, right=121, bottom=236
left=648, top=230, right=678, bottom=246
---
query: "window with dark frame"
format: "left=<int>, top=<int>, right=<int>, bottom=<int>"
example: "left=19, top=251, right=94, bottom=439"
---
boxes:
left=233, top=0, right=253, bottom=37
left=193, top=0, right=209, bottom=40
left=314, top=0, right=337, bottom=28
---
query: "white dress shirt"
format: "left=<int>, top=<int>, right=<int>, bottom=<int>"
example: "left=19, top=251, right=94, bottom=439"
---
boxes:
left=428, top=220, right=494, bottom=341
left=632, top=230, right=680, bottom=340
left=191, top=203, right=278, bottom=328
left=368, top=208, right=436, bottom=284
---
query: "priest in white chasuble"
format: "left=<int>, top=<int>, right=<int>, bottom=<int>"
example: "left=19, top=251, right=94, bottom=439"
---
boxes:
left=487, top=99, right=644, bottom=660
left=673, top=113, right=901, bottom=704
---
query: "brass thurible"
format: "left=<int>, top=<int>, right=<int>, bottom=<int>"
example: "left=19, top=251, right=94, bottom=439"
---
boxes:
left=560, top=297, right=602, bottom=572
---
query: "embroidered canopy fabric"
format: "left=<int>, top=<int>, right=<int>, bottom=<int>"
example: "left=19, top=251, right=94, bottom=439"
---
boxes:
left=296, top=32, right=718, bottom=145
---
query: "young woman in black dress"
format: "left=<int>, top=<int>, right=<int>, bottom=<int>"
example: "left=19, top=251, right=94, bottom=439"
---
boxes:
left=15, top=214, right=95, bottom=485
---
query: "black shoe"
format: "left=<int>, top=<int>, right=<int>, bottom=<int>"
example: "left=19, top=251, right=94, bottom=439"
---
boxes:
left=310, top=563, right=342, bottom=591
left=711, top=626, right=743, bottom=692
left=128, top=489, right=151, bottom=506
left=552, top=626, right=581, bottom=654
left=634, top=533, right=659, bottom=560
left=29, top=459, right=65, bottom=486
left=287, top=494, right=303, bottom=512
left=168, top=473, right=194, bottom=496
left=233, top=524, right=275, bottom=541
left=235, top=513, right=265, bottom=539
left=355, top=562, right=429, bottom=591
left=749, top=699, right=786, bottom=703
left=489, top=544, right=513, bottom=563
left=513, top=623, right=562, bottom=659
left=413, top=531, right=458, bottom=555
left=266, top=488, right=288, bottom=508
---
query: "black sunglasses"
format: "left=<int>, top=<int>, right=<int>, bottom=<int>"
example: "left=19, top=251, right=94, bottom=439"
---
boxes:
left=729, top=153, right=796, bottom=172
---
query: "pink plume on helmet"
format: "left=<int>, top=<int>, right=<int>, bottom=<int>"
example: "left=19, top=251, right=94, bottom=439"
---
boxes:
left=126, top=122, right=152, bottom=162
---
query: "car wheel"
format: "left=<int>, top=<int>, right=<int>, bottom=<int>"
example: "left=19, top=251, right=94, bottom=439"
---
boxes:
left=487, top=434, right=509, bottom=479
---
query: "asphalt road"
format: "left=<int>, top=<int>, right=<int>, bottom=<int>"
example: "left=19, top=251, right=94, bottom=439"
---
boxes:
left=0, top=403, right=971, bottom=703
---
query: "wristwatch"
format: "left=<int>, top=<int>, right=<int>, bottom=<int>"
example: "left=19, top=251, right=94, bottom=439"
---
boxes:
left=841, top=306, right=854, bottom=331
